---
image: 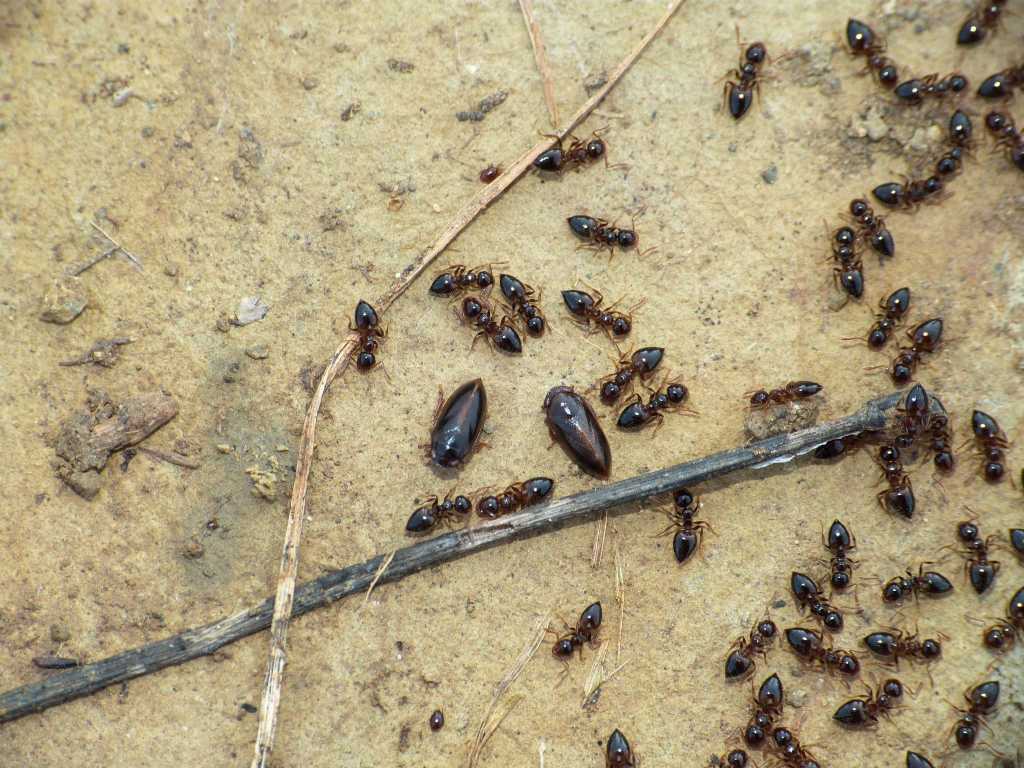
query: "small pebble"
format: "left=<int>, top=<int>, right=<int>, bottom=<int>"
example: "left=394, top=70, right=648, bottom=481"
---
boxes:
left=429, top=709, right=445, bottom=731
left=761, top=164, right=778, bottom=185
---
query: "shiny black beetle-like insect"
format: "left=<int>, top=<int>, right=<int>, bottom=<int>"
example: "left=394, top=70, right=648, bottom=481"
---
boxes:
left=543, top=386, right=612, bottom=478
left=428, top=378, right=487, bottom=468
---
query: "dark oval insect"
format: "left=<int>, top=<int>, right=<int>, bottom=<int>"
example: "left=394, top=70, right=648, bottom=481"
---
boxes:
left=757, top=673, right=784, bottom=712
left=430, top=379, right=487, bottom=468
left=533, top=147, right=563, bottom=171
left=606, top=728, right=635, bottom=768
left=977, top=71, right=1008, bottom=99
left=568, top=215, right=600, bottom=239
left=543, top=386, right=611, bottom=478
left=429, top=709, right=445, bottom=731
left=479, top=164, right=500, bottom=183
left=906, top=752, right=935, bottom=768
left=354, top=299, right=379, bottom=330
left=873, top=182, right=905, bottom=207
left=846, top=18, right=875, bottom=51
left=949, top=110, right=973, bottom=145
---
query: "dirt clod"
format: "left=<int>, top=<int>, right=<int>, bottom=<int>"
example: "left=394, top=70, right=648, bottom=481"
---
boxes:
left=39, top=277, right=88, bottom=325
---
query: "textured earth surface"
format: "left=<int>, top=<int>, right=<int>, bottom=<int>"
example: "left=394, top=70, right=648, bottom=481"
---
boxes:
left=1, top=0, right=1022, bottom=766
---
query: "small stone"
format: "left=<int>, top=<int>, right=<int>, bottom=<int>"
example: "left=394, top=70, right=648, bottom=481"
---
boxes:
left=182, top=536, right=205, bottom=559
left=232, top=296, right=269, bottom=326
left=223, top=362, right=241, bottom=383
left=50, top=623, right=71, bottom=643
left=907, top=127, right=930, bottom=153
left=301, top=77, right=319, bottom=90
left=761, top=164, right=779, bottom=184
left=340, top=101, right=361, bottom=121
left=387, top=59, right=414, bottom=73
left=57, top=466, right=102, bottom=500
left=112, top=87, right=134, bottom=107
left=246, top=466, right=278, bottom=501
left=215, top=316, right=232, bottom=333
left=789, top=689, right=808, bottom=707
left=216, top=444, right=233, bottom=454
left=925, top=124, right=943, bottom=144
left=141, top=126, right=154, bottom=138
left=583, top=71, right=608, bottom=94
left=163, top=263, right=179, bottom=277
left=246, top=345, right=269, bottom=360
left=40, top=277, right=88, bottom=324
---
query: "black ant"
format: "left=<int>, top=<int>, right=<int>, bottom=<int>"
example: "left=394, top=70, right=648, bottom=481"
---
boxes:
left=906, top=752, right=936, bottom=768
left=723, top=30, right=768, bottom=120
left=549, top=601, right=603, bottom=661
left=567, top=214, right=652, bottom=258
left=958, top=1, right=1007, bottom=45
left=768, top=724, right=820, bottom=768
left=949, top=109, right=974, bottom=147
left=616, top=375, right=695, bottom=432
left=479, top=164, right=501, bottom=183
left=980, top=585, right=1024, bottom=652
left=892, top=383, right=931, bottom=448
left=984, top=110, right=1024, bottom=172
left=927, top=397, right=955, bottom=473
left=878, top=317, right=943, bottom=383
left=944, top=511, right=1001, bottom=594
left=784, top=626, right=861, bottom=678
left=853, top=287, right=910, bottom=348
left=881, top=564, right=954, bottom=603
left=743, top=673, right=785, bottom=750
left=833, top=678, right=905, bottom=727
left=747, top=381, right=822, bottom=409
left=351, top=300, right=387, bottom=372
left=813, top=433, right=862, bottom=460
left=716, top=748, right=753, bottom=768
left=428, top=264, right=496, bottom=297
left=872, top=177, right=946, bottom=210
left=845, top=18, right=899, bottom=88
left=828, top=223, right=865, bottom=298
left=978, top=64, right=1024, bottom=99
left=656, top=488, right=712, bottom=565
left=790, top=571, right=844, bottom=632
left=824, top=519, right=857, bottom=591
left=948, top=680, right=1002, bottom=756
left=458, top=295, right=523, bottom=354
left=970, top=409, right=1009, bottom=482
left=1010, top=528, right=1024, bottom=561
left=894, top=73, right=968, bottom=105
left=863, top=626, right=944, bottom=667
left=606, top=728, right=636, bottom=768
left=849, top=198, right=895, bottom=258
left=405, top=490, right=473, bottom=533
left=498, top=273, right=546, bottom=337
left=724, top=615, right=778, bottom=679
left=475, top=477, right=554, bottom=518
left=875, top=444, right=915, bottom=519
left=597, top=346, right=665, bottom=405
left=533, top=130, right=608, bottom=173
left=561, top=287, right=640, bottom=339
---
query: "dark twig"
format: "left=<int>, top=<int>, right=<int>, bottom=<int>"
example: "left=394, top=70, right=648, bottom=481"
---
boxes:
left=137, top=447, right=201, bottom=470
left=0, top=389, right=904, bottom=725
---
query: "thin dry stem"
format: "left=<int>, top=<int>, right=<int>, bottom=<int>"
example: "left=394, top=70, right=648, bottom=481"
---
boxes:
left=251, top=4, right=687, bottom=766
left=581, top=644, right=629, bottom=709
left=361, top=549, right=396, bottom=608
left=88, top=221, right=142, bottom=270
left=614, top=539, right=626, bottom=663
left=518, top=0, right=559, bottom=129
left=591, top=511, right=609, bottom=568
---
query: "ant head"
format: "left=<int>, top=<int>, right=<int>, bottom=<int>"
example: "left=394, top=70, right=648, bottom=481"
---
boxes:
left=745, top=42, right=767, bottom=63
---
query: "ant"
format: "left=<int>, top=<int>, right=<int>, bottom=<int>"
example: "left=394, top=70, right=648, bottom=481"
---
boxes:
left=853, top=287, right=910, bottom=348
left=906, top=753, right=936, bottom=768
left=429, top=264, right=496, bottom=297
left=949, top=109, right=974, bottom=147
left=743, top=673, right=785, bottom=750
left=597, top=346, right=665, bottom=405
left=833, top=678, right=905, bottom=727
left=351, top=300, right=387, bottom=372
left=790, top=571, right=844, bottom=632
left=863, top=626, right=944, bottom=667
left=716, top=748, right=752, bottom=768
left=533, top=130, right=608, bottom=173
left=894, top=73, right=968, bottom=105
left=768, top=724, right=820, bottom=768
left=747, top=381, right=822, bottom=409
left=958, top=1, right=1006, bottom=45
left=943, top=511, right=1000, bottom=594
left=656, top=488, right=712, bottom=565
left=875, top=444, right=915, bottom=519
left=475, top=477, right=554, bottom=518
left=478, top=164, right=501, bottom=183
left=877, top=317, right=943, bottom=383
left=927, top=397, right=955, bottom=473
left=723, top=29, right=768, bottom=120
left=785, top=626, right=861, bottom=678
left=970, top=409, right=1009, bottom=482
left=984, top=110, right=1024, bottom=172
left=1010, top=528, right=1024, bottom=561
left=980, top=585, right=1024, bottom=652
left=498, top=273, right=546, bottom=337
left=458, top=295, right=523, bottom=354
left=724, top=615, right=778, bottom=679
left=824, top=519, right=857, bottom=591
left=845, top=18, right=899, bottom=88
left=567, top=214, right=652, bottom=258
left=892, top=383, right=931, bottom=448
left=549, top=601, right=602, bottom=662
left=813, top=433, right=861, bottom=460
left=828, top=223, right=865, bottom=298
left=616, top=375, right=695, bottom=432
left=948, top=680, right=1002, bottom=755
left=881, top=564, right=954, bottom=603
left=872, top=176, right=946, bottom=210
left=606, top=728, right=636, bottom=768
left=978, top=64, right=1024, bottom=99
left=405, top=490, right=473, bottom=533
left=561, top=287, right=640, bottom=339
left=849, top=198, right=895, bottom=258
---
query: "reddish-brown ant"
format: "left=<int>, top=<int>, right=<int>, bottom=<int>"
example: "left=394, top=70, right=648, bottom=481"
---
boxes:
left=947, top=680, right=1003, bottom=756
left=958, top=1, right=1006, bottom=45
left=894, top=73, right=968, bottom=105
left=724, top=615, right=778, bottom=679
left=872, top=176, right=946, bottom=210
left=790, top=572, right=844, bottom=632
left=723, top=30, right=768, bottom=120
left=475, top=477, right=554, bottom=518
left=978, top=64, right=1024, bottom=99
left=567, top=214, right=653, bottom=258
left=549, top=601, right=603, bottom=662
left=980, top=585, right=1024, bottom=652
left=943, top=511, right=1001, bottom=594
left=533, top=130, right=608, bottom=173
left=970, top=409, right=1010, bottom=482
left=616, top=375, right=695, bottom=431
left=876, top=317, right=943, bottom=383
left=824, top=519, right=857, bottom=591
left=350, top=300, right=387, bottom=372
left=429, top=264, right=496, bottom=297
left=927, top=397, right=955, bottom=473
left=743, top=673, right=785, bottom=750
left=828, top=222, right=864, bottom=298
left=768, top=724, right=820, bottom=768
left=850, top=287, right=910, bottom=348
left=848, top=198, right=895, bottom=258
left=561, top=287, right=640, bottom=339
left=478, top=164, right=501, bottom=183
left=655, top=488, right=712, bottom=566
left=784, top=626, right=860, bottom=677
left=597, top=346, right=665, bottom=405
left=892, top=383, right=931, bottom=448
left=405, top=490, right=474, bottom=534
left=498, top=273, right=546, bottom=337
left=984, top=110, right=1024, bottom=172
left=875, top=444, right=915, bottom=519
left=747, top=381, right=822, bottom=409
left=881, top=564, right=954, bottom=603
left=845, top=18, right=899, bottom=88
left=458, top=295, right=523, bottom=354
left=863, top=626, right=944, bottom=667
left=834, top=678, right=905, bottom=727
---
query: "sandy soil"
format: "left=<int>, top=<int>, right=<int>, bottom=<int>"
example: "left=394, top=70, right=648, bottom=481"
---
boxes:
left=1, top=0, right=1022, bottom=766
